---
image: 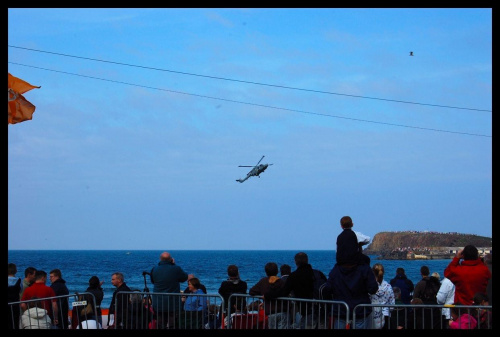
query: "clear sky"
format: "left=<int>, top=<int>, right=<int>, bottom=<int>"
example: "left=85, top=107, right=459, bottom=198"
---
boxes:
left=8, top=8, right=492, bottom=250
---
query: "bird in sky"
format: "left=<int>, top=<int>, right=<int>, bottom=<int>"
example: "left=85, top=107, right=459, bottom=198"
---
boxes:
left=409, top=51, right=414, bottom=56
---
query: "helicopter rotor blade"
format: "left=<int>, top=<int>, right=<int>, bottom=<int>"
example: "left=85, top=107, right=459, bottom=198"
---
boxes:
left=256, top=155, right=265, bottom=165
left=238, top=165, right=253, bottom=167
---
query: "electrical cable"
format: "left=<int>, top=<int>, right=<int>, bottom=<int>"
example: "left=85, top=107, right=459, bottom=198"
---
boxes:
left=8, top=61, right=491, bottom=138
left=8, top=45, right=491, bottom=113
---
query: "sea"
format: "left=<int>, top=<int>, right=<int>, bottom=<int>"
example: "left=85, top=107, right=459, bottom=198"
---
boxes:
left=8, top=250, right=453, bottom=309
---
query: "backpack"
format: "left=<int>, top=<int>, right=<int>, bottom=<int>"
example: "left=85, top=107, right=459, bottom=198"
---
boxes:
left=312, top=269, right=327, bottom=300
left=421, top=277, right=439, bottom=304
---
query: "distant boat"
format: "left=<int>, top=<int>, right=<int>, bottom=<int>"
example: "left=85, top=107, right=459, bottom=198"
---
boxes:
left=126, top=252, right=131, bottom=255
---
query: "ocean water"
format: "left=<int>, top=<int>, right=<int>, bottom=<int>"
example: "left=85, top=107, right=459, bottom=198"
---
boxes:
left=8, top=250, right=453, bottom=309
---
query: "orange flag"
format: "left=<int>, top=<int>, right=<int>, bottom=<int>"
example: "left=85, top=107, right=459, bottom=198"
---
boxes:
left=8, top=73, right=41, bottom=124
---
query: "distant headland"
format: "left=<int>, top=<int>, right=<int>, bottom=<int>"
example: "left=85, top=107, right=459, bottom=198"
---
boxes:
left=363, top=231, right=492, bottom=260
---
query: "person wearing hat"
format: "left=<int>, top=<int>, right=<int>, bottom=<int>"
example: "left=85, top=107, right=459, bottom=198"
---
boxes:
left=86, top=276, right=104, bottom=326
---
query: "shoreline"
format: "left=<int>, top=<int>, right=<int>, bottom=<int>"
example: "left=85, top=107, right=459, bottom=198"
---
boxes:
left=371, top=246, right=492, bottom=260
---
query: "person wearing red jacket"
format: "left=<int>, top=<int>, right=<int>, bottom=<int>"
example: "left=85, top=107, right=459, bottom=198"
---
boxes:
left=444, top=245, right=491, bottom=305
left=20, top=270, right=59, bottom=327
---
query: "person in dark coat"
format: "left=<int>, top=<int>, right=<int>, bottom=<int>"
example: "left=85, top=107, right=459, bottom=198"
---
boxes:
left=407, top=297, right=443, bottom=329
left=250, top=262, right=288, bottom=328
left=218, top=265, right=247, bottom=315
left=108, top=272, right=131, bottom=329
left=336, top=216, right=359, bottom=264
left=86, top=276, right=104, bottom=326
left=389, top=267, right=415, bottom=304
left=149, top=251, right=188, bottom=329
left=71, top=276, right=104, bottom=330
left=320, top=256, right=379, bottom=329
left=49, top=268, right=69, bottom=329
left=482, top=253, right=492, bottom=306
left=336, top=216, right=369, bottom=266
left=389, top=286, right=409, bottom=329
left=267, top=252, right=314, bottom=328
left=8, top=263, right=22, bottom=330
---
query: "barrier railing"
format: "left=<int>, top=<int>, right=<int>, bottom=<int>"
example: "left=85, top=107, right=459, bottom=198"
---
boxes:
left=115, top=291, right=223, bottom=329
left=10, top=292, right=492, bottom=330
left=226, top=293, right=350, bottom=329
left=353, top=303, right=493, bottom=329
left=8, top=292, right=98, bottom=329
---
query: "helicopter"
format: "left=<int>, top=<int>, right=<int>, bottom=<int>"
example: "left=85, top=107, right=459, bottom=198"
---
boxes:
left=236, top=155, right=273, bottom=183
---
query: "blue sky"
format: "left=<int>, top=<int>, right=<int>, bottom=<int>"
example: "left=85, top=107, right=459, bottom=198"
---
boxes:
left=8, top=8, right=492, bottom=250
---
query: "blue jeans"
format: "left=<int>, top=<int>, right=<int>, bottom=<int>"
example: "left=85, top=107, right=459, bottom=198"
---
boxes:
left=267, top=312, right=290, bottom=329
left=335, top=314, right=371, bottom=329
left=293, top=312, right=317, bottom=329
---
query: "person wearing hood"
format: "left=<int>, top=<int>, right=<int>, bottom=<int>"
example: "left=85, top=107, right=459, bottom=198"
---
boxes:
left=320, top=252, right=378, bottom=329
left=20, top=298, right=52, bottom=329
left=444, top=245, right=491, bottom=305
left=389, top=267, right=414, bottom=304
left=369, top=263, right=395, bottom=329
left=49, top=269, right=69, bottom=329
left=218, top=264, right=248, bottom=316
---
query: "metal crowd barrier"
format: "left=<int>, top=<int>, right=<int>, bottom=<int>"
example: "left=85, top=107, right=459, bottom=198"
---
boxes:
left=10, top=292, right=493, bottom=330
left=115, top=291, right=224, bottom=329
left=226, top=294, right=350, bottom=329
left=353, top=303, right=493, bottom=329
left=8, top=292, right=98, bottom=329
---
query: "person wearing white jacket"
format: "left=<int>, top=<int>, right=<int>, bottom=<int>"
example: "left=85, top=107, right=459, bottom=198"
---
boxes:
left=369, top=263, right=395, bottom=329
left=436, top=277, right=455, bottom=329
left=21, top=302, right=52, bottom=329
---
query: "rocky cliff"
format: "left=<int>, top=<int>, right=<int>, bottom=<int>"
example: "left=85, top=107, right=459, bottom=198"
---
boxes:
left=363, top=231, right=492, bottom=255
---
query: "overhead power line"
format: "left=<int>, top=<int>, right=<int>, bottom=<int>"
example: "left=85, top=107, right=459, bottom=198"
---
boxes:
left=8, top=45, right=492, bottom=113
left=8, top=62, right=491, bottom=138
